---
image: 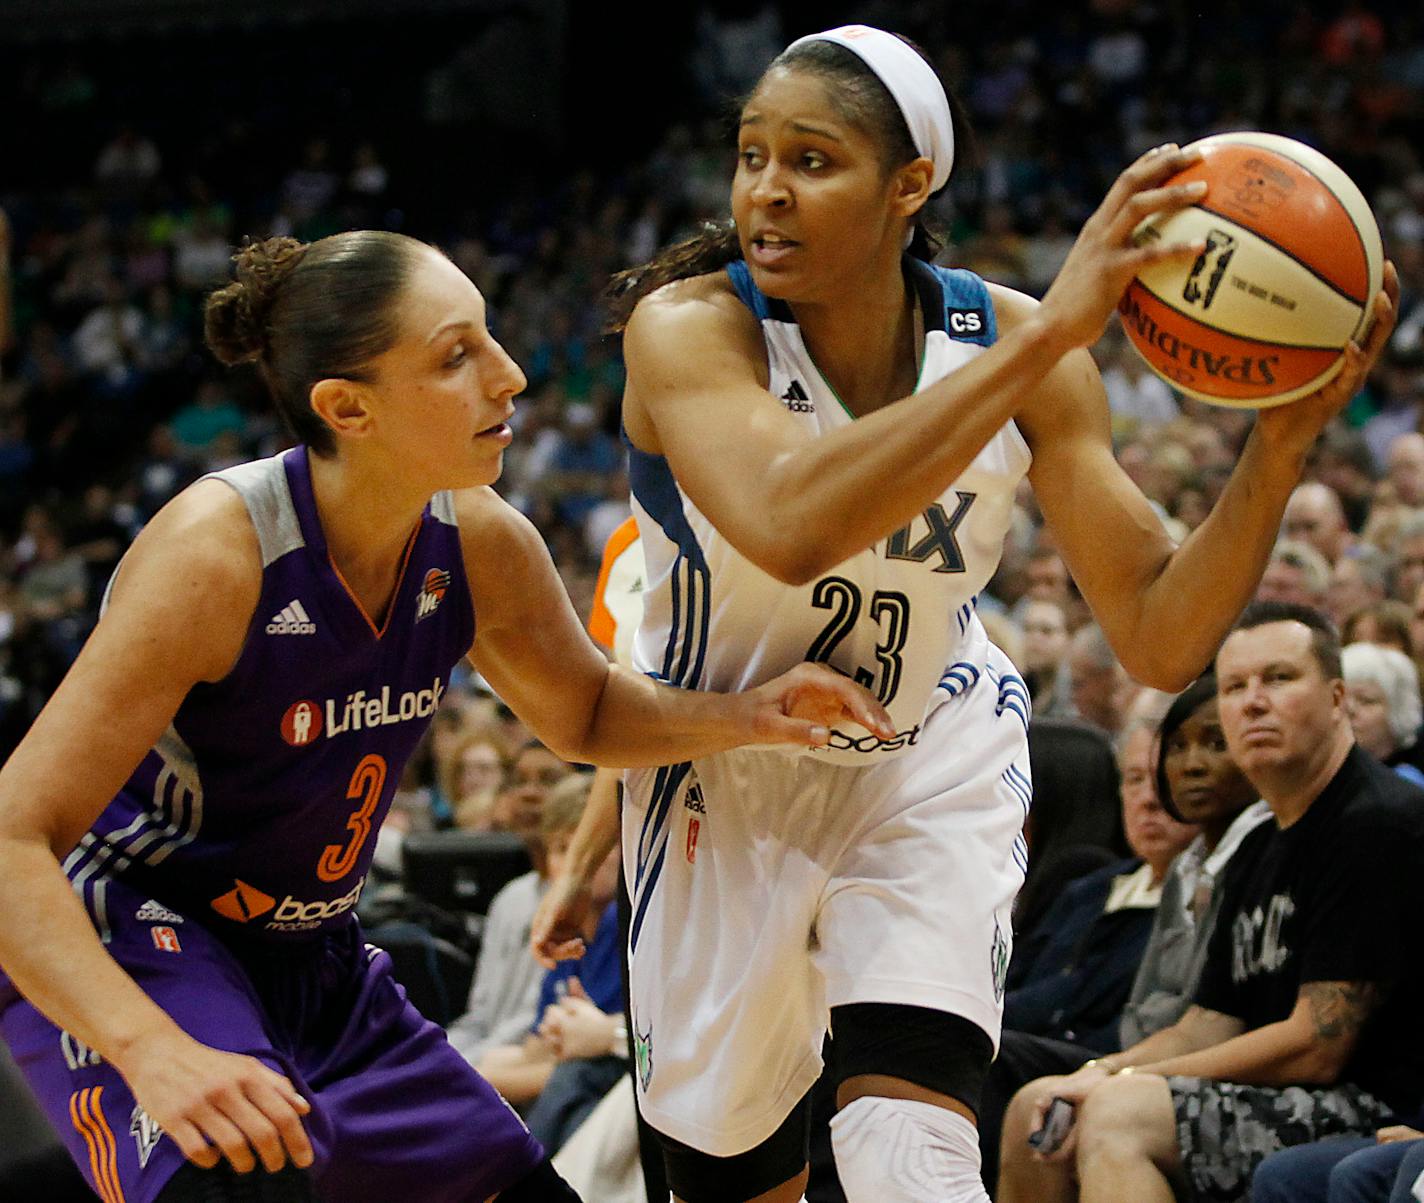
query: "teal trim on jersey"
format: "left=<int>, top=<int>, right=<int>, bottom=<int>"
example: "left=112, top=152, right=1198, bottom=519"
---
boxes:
left=625, top=437, right=711, bottom=690
left=725, top=256, right=998, bottom=417
left=726, top=260, right=773, bottom=320
left=811, top=359, right=859, bottom=422
left=926, top=262, right=998, bottom=348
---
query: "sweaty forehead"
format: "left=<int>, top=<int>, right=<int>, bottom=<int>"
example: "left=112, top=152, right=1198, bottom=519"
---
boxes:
left=743, top=65, right=857, bottom=131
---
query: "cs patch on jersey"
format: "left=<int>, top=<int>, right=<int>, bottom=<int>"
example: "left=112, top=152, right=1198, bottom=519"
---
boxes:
left=946, top=307, right=987, bottom=337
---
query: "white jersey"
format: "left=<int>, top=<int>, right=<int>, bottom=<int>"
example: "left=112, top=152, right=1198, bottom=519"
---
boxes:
left=629, top=258, right=1031, bottom=765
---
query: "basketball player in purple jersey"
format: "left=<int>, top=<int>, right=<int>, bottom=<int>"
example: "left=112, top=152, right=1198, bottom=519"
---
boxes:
left=0, top=231, right=893, bottom=1203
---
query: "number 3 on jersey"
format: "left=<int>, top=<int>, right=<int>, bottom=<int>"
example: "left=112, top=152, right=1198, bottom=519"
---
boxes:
left=806, top=577, right=910, bottom=705
left=318, top=753, right=386, bottom=882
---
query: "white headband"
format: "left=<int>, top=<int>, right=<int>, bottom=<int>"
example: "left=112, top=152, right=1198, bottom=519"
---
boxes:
left=785, top=25, right=954, bottom=193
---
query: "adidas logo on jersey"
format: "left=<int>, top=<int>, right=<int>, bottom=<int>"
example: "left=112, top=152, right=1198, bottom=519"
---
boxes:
left=780, top=380, right=814, bottom=414
left=135, top=900, right=184, bottom=924
left=266, top=599, right=316, bottom=635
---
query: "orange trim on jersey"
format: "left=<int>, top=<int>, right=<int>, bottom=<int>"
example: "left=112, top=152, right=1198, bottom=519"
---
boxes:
left=71, top=1087, right=125, bottom=1203
left=327, top=520, right=421, bottom=640
left=588, top=516, right=640, bottom=650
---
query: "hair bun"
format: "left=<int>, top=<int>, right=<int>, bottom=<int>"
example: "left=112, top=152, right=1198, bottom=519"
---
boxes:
left=203, top=236, right=308, bottom=366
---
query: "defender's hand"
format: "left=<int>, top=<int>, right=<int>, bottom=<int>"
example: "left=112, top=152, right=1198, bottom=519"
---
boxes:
left=741, top=662, right=895, bottom=748
left=1254, top=261, right=1399, bottom=458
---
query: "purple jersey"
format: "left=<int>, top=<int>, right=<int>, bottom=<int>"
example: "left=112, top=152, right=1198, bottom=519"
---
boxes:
left=63, top=447, right=473, bottom=945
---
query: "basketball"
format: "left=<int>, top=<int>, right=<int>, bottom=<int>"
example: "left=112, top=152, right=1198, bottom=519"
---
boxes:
left=1119, top=132, right=1384, bottom=409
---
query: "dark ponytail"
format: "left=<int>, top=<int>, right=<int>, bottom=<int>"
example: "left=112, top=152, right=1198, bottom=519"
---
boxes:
left=606, top=219, right=741, bottom=333
left=204, top=230, right=423, bottom=455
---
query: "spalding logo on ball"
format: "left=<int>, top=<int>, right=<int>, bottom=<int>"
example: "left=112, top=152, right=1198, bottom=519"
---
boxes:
left=1121, top=131, right=1383, bottom=409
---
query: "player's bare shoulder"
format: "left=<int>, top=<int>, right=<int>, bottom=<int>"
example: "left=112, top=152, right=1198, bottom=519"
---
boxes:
left=629, top=270, right=753, bottom=336
left=985, top=280, right=1041, bottom=334
left=985, top=280, right=1105, bottom=449
left=103, top=478, right=263, bottom=684
left=624, top=271, right=770, bottom=449
left=449, top=486, right=569, bottom=644
left=626, top=271, right=766, bottom=376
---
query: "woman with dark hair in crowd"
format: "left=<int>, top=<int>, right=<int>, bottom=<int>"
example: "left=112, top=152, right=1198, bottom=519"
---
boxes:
left=1132, top=676, right=1272, bottom=1046
left=0, top=229, right=893, bottom=1203
left=595, top=23, right=1397, bottom=1203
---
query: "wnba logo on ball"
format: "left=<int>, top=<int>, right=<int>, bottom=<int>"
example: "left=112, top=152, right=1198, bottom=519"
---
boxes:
left=416, top=568, right=451, bottom=621
left=280, top=699, right=323, bottom=746
left=1182, top=230, right=1236, bottom=310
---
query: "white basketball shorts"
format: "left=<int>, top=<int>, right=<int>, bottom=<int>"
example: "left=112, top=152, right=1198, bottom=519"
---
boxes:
left=622, top=644, right=1031, bottom=1156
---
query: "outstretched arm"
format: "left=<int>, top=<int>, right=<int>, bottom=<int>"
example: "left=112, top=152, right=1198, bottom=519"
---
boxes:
left=1017, top=266, right=1398, bottom=690
left=624, top=146, right=1210, bottom=585
left=457, top=489, right=894, bottom=766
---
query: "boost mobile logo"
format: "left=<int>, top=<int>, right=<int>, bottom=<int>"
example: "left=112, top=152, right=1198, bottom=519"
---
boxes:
left=210, top=877, right=365, bottom=932
left=817, top=724, right=922, bottom=753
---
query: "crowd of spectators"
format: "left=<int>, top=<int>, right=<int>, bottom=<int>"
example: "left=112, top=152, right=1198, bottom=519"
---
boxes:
left=3, top=2, right=1424, bottom=1200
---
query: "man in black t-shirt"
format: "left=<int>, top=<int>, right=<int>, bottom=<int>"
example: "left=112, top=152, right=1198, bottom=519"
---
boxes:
left=998, top=601, right=1424, bottom=1203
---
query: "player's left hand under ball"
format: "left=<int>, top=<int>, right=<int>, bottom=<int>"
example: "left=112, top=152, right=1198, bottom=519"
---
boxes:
left=748, top=662, right=895, bottom=747
left=1255, top=260, right=1399, bottom=455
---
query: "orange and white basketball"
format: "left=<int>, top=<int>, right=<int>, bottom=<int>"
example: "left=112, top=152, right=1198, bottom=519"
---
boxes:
left=1120, top=132, right=1383, bottom=408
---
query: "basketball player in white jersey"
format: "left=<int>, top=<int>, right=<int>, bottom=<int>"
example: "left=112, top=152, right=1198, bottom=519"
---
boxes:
left=600, top=25, right=1399, bottom=1203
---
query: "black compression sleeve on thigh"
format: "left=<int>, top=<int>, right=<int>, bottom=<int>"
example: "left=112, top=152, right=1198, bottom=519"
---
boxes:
left=829, top=1003, right=995, bottom=1118
left=659, top=1091, right=811, bottom=1203
left=495, top=1158, right=583, bottom=1201
left=155, top=1162, right=318, bottom=1203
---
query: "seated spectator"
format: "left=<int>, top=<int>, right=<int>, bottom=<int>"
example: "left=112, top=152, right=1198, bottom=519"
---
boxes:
left=1327, top=546, right=1390, bottom=629
left=1390, top=513, right=1424, bottom=604
left=1001, top=717, right=1198, bottom=1048
left=1121, top=677, right=1271, bottom=1046
left=1387, top=431, right=1424, bottom=508
left=476, top=788, right=623, bottom=1136
left=541, top=402, right=621, bottom=531
left=441, top=728, right=510, bottom=832
left=527, top=963, right=629, bottom=1156
left=1342, top=599, right=1416, bottom=658
left=168, top=377, right=247, bottom=452
left=1342, top=642, right=1424, bottom=787
left=1013, top=715, right=1129, bottom=937
left=1066, top=622, right=1139, bottom=739
left=1283, top=482, right=1357, bottom=567
left=1019, top=598, right=1072, bottom=716
left=998, top=603, right=1424, bottom=1203
left=1252, top=1122, right=1424, bottom=1203
left=492, top=739, right=573, bottom=873
left=448, top=772, right=591, bottom=1066
left=983, top=680, right=1270, bottom=1189
left=1257, top=538, right=1331, bottom=609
